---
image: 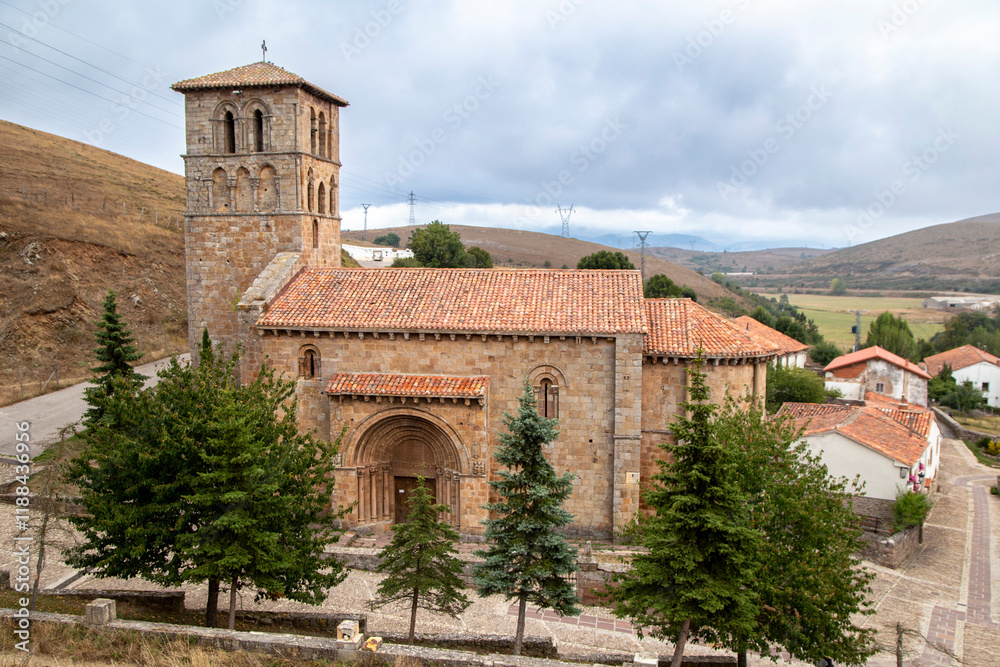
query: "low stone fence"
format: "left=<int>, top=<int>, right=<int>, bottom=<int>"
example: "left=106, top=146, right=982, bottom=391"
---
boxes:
left=933, top=407, right=996, bottom=444
left=859, top=524, right=922, bottom=569
left=376, top=632, right=555, bottom=659
left=233, top=609, right=366, bottom=635
left=39, top=588, right=185, bottom=613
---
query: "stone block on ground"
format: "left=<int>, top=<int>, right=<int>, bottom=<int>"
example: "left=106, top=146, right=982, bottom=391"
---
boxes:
left=84, top=598, right=116, bottom=626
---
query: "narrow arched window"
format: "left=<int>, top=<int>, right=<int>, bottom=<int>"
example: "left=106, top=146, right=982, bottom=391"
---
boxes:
left=317, top=182, right=326, bottom=214
left=307, top=181, right=314, bottom=212
left=313, top=219, right=319, bottom=249
left=254, top=109, right=264, bottom=152
left=298, top=346, right=320, bottom=378
left=330, top=176, right=336, bottom=215
left=539, top=378, right=559, bottom=419
left=318, top=112, right=327, bottom=158
left=310, top=108, right=317, bottom=154
left=223, top=110, right=236, bottom=154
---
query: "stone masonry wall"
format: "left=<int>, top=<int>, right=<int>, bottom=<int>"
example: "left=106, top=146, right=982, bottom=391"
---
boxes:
left=257, top=332, right=622, bottom=536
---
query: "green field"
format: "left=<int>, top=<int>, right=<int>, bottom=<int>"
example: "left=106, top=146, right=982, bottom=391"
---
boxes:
left=758, top=294, right=948, bottom=350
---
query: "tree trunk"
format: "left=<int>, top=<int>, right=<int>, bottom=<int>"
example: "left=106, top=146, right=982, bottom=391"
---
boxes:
left=228, top=575, right=238, bottom=630
left=29, top=508, right=49, bottom=611
left=670, top=618, right=691, bottom=667
left=408, top=586, right=419, bottom=645
left=738, top=649, right=748, bottom=667
left=205, top=578, right=220, bottom=627
left=513, top=591, right=528, bottom=656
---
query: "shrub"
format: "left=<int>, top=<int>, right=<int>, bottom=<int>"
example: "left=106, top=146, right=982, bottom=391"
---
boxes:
left=809, top=341, right=841, bottom=366
left=390, top=257, right=422, bottom=267
left=892, top=490, right=931, bottom=532
left=986, top=440, right=1000, bottom=457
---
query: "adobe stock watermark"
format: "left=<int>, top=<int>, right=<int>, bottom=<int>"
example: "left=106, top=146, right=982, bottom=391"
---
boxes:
left=12, top=420, right=32, bottom=653
left=5, top=0, right=73, bottom=48
left=213, top=0, right=244, bottom=21
left=384, top=72, right=503, bottom=187
left=843, top=126, right=958, bottom=244
left=716, top=84, right=833, bottom=201
left=673, top=0, right=752, bottom=72
left=522, top=115, right=628, bottom=216
left=546, top=0, right=588, bottom=29
left=82, top=65, right=168, bottom=148
left=340, top=0, right=404, bottom=62
left=878, top=0, right=930, bottom=39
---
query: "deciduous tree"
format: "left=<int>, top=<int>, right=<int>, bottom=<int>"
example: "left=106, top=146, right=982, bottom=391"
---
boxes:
left=766, top=363, right=827, bottom=412
left=474, top=380, right=579, bottom=655
left=466, top=246, right=494, bottom=268
left=373, top=476, right=470, bottom=644
left=865, top=312, right=916, bottom=361
left=576, top=250, right=636, bottom=270
left=408, top=220, right=468, bottom=268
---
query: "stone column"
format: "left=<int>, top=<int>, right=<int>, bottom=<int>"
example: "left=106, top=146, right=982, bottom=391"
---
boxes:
left=612, top=334, right=644, bottom=535
left=357, top=468, right=367, bottom=523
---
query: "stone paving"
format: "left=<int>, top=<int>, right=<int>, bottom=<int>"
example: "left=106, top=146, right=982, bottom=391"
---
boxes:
left=1, top=435, right=997, bottom=665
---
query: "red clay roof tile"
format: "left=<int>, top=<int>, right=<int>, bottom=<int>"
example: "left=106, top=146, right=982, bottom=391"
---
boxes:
left=258, top=268, right=646, bottom=335
left=824, top=346, right=931, bottom=380
left=643, top=299, right=778, bottom=358
left=172, top=62, right=348, bottom=106
left=923, top=344, right=1000, bottom=376
left=777, top=402, right=931, bottom=466
left=326, top=373, right=488, bottom=398
left=731, top=316, right=809, bottom=354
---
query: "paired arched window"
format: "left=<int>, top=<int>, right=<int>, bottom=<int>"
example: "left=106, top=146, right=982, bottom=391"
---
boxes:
left=223, top=110, right=236, bottom=154
left=298, top=345, right=320, bottom=379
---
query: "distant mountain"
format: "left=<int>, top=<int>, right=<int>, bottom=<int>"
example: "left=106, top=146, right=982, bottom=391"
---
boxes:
left=583, top=232, right=719, bottom=252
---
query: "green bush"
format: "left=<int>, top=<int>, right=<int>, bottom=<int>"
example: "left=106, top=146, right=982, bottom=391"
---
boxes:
left=809, top=341, right=841, bottom=366
left=892, top=490, right=932, bottom=532
left=987, top=440, right=1000, bottom=457
left=390, top=257, right=422, bottom=267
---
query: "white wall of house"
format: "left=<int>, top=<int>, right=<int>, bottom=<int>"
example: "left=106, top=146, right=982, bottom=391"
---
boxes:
left=802, top=431, right=914, bottom=501
left=951, top=361, right=1000, bottom=408
left=825, top=380, right=864, bottom=400
left=826, top=359, right=928, bottom=406
left=342, top=244, right=414, bottom=262
left=776, top=350, right=808, bottom=368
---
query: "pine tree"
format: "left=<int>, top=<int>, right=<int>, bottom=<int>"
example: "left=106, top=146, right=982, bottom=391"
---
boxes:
left=473, top=379, right=580, bottom=656
left=67, top=330, right=346, bottom=628
left=608, top=355, right=760, bottom=667
left=372, top=476, right=470, bottom=644
left=717, top=396, right=876, bottom=667
left=83, top=290, right=146, bottom=424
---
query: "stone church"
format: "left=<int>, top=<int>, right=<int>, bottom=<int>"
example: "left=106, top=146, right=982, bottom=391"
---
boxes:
left=171, top=62, right=779, bottom=539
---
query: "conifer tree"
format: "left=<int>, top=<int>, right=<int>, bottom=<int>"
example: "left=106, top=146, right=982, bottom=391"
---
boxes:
left=67, top=330, right=346, bottom=628
left=83, top=290, right=146, bottom=424
left=609, top=355, right=760, bottom=667
left=474, top=379, right=579, bottom=656
left=372, top=476, right=470, bottom=644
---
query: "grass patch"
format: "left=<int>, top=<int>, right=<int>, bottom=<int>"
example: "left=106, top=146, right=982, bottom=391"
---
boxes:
left=961, top=439, right=1000, bottom=469
left=0, top=619, right=343, bottom=666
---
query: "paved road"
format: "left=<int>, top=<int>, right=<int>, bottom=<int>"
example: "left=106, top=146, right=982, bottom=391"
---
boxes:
left=0, top=354, right=190, bottom=459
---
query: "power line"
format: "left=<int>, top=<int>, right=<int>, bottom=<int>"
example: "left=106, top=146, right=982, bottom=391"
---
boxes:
left=407, top=191, right=416, bottom=226
left=361, top=203, right=371, bottom=242
left=634, top=231, right=652, bottom=282
left=556, top=204, right=574, bottom=238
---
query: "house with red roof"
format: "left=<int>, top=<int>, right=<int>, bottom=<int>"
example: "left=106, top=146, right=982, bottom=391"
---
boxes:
left=824, top=346, right=931, bottom=406
left=172, top=62, right=780, bottom=538
left=922, top=344, right=1000, bottom=407
left=732, top=316, right=809, bottom=367
left=778, top=400, right=941, bottom=519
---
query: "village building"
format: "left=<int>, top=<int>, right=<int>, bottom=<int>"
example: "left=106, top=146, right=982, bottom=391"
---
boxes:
left=779, top=395, right=941, bottom=519
left=171, top=62, right=778, bottom=538
left=922, top=344, right=1000, bottom=408
left=731, top=316, right=809, bottom=367
left=824, top=346, right=930, bottom=406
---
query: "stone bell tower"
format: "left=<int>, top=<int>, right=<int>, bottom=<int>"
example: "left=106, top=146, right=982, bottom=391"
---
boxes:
left=171, top=61, right=348, bottom=361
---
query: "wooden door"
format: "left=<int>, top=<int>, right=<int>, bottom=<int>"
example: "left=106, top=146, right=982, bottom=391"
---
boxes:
left=394, top=476, right=436, bottom=524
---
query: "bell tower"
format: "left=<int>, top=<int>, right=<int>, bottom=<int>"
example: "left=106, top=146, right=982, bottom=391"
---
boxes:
left=172, top=62, right=348, bottom=360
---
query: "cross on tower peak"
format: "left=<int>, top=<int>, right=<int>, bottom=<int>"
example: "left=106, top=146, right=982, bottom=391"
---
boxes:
left=261, top=39, right=267, bottom=62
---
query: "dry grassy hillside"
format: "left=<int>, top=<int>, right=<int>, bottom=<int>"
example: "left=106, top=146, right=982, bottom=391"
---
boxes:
left=343, top=225, right=739, bottom=302
left=0, top=120, right=188, bottom=406
left=790, top=214, right=1000, bottom=280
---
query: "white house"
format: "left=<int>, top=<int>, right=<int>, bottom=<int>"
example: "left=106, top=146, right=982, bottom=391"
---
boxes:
left=923, top=344, right=1000, bottom=408
left=732, top=316, right=809, bottom=368
left=778, top=399, right=941, bottom=519
left=342, top=244, right=414, bottom=264
left=824, top=346, right=930, bottom=406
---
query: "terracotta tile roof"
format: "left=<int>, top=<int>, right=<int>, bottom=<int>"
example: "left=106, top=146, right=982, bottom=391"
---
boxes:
left=326, top=373, right=488, bottom=398
left=923, top=344, right=1000, bottom=376
left=172, top=62, right=348, bottom=106
left=777, top=402, right=931, bottom=467
left=732, top=316, right=810, bottom=354
left=862, top=390, right=934, bottom=438
left=824, top=346, right=931, bottom=380
left=643, top=299, right=778, bottom=359
left=257, top=268, right=646, bottom=335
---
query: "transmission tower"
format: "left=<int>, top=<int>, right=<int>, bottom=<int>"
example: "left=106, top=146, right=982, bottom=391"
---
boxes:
left=634, top=231, right=652, bottom=282
left=361, top=203, right=371, bottom=242
left=556, top=204, right=574, bottom=238
left=407, top=191, right=416, bottom=226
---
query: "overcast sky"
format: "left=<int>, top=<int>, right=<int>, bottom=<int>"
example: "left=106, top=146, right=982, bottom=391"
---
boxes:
left=1, top=0, right=997, bottom=249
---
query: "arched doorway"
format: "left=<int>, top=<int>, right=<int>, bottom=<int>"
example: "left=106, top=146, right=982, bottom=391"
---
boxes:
left=347, top=411, right=466, bottom=528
